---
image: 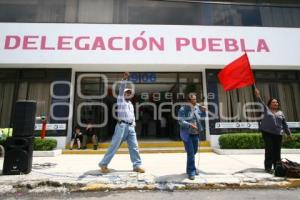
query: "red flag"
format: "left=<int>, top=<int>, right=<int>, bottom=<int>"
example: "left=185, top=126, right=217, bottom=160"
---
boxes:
left=218, top=53, right=255, bottom=91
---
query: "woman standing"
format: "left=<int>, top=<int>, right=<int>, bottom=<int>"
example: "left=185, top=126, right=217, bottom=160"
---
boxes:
left=254, top=88, right=292, bottom=173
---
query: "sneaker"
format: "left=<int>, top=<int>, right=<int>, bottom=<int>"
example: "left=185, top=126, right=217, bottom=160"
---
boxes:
left=188, top=175, right=195, bottom=180
left=99, top=165, right=110, bottom=173
left=195, top=169, right=200, bottom=176
left=133, top=167, right=145, bottom=173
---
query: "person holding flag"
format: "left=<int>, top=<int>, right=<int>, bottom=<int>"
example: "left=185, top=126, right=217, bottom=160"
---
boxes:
left=218, top=52, right=293, bottom=174
left=254, top=89, right=293, bottom=174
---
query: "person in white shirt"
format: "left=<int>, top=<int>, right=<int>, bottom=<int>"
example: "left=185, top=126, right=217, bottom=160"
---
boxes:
left=98, top=72, right=145, bottom=174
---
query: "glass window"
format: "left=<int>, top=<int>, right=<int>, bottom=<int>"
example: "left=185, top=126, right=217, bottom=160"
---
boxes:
left=77, top=0, right=114, bottom=23
left=0, top=70, right=17, bottom=81
left=255, top=71, right=276, bottom=80
left=179, top=73, right=202, bottom=84
left=21, top=70, right=46, bottom=79
left=0, top=0, right=65, bottom=23
left=0, top=82, right=15, bottom=127
left=26, top=82, right=51, bottom=116
left=277, top=72, right=297, bottom=80
left=80, top=77, right=105, bottom=96
left=209, top=69, right=300, bottom=125
left=104, top=73, right=123, bottom=83
left=1, top=0, right=300, bottom=27
left=126, top=0, right=201, bottom=25
left=0, top=3, right=37, bottom=22
left=238, top=5, right=262, bottom=26
left=0, top=69, right=71, bottom=137
left=255, top=82, right=300, bottom=121
left=123, top=0, right=264, bottom=26
left=260, top=6, right=300, bottom=27
left=202, top=4, right=262, bottom=26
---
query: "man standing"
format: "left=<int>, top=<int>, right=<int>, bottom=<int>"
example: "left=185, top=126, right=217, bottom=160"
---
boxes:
left=178, top=93, right=206, bottom=180
left=99, top=72, right=145, bottom=173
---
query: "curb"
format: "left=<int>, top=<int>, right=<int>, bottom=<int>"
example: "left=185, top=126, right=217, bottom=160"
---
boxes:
left=76, top=179, right=300, bottom=192
left=33, top=150, right=62, bottom=157
left=2, top=179, right=299, bottom=194
left=286, top=179, right=300, bottom=188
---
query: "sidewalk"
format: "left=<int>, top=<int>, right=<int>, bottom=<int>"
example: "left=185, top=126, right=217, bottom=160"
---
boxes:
left=1, top=153, right=300, bottom=193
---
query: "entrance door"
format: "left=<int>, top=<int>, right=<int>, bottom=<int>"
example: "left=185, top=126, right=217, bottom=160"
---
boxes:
left=74, top=72, right=204, bottom=141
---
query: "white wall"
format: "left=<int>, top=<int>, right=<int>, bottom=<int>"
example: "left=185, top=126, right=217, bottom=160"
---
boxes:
left=210, top=135, right=221, bottom=149
left=48, top=136, right=67, bottom=149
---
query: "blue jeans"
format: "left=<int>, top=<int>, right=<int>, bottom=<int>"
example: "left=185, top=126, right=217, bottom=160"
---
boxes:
left=99, top=123, right=142, bottom=168
left=183, top=134, right=199, bottom=176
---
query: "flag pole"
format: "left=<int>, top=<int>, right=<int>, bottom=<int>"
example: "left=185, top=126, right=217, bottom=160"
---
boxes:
left=246, top=51, right=256, bottom=92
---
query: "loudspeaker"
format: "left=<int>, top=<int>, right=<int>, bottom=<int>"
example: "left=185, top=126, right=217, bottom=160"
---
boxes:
left=12, top=100, right=37, bottom=137
left=2, top=137, right=34, bottom=175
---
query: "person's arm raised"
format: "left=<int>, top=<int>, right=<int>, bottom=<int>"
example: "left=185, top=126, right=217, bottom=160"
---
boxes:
left=118, top=72, right=130, bottom=100
left=254, top=88, right=268, bottom=111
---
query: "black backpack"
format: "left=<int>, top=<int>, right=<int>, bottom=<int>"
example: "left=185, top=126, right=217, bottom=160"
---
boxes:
left=275, top=158, right=300, bottom=178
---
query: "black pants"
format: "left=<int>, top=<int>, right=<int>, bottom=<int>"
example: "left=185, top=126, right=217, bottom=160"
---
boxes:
left=262, top=131, right=283, bottom=170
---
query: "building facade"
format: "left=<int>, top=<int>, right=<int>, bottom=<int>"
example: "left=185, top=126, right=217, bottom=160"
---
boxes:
left=0, top=0, right=300, bottom=148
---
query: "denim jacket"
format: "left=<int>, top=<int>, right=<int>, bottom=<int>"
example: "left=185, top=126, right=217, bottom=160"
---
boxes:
left=178, top=105, right=206, bottom=142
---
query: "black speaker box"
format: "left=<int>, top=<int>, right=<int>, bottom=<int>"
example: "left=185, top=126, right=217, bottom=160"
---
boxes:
left=12, top=100, right=37, bottom=137
left=2, top=137, right=34, bottom=175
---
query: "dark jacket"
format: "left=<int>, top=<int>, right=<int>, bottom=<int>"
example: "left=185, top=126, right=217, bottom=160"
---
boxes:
left=257, top=97, right=291, bottom=136
left=71, top=131, right=82, bottom=139
left=84, top=128, right=95, bottom=136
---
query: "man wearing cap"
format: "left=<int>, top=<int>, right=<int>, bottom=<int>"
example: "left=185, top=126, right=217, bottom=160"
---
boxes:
left=99, top=72, right=145, bottom=173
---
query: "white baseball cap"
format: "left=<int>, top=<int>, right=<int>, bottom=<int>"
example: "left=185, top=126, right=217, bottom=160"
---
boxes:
left=124, top=88, right=133, bottom=93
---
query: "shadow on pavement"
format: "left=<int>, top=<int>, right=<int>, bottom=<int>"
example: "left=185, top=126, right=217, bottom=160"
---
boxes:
left=78, top=170, right=103, bottom=180
left=155, top=173, right=187, bottom=182
left=198, top=170, right=226, bottom=175
left=232, top=168, right=266, bottom=174
left=32, top=162, right=57, bottom=170
left=77, top=169, right=136, bottom=180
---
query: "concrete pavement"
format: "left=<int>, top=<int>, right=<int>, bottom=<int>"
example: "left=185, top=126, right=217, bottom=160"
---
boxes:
left=0, top=153, right=300, bottom=193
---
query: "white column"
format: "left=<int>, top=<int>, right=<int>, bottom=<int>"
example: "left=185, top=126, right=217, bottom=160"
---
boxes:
left=65, top=68, right=76, bottom=147
left=202, top=70, right=210, bottom=141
